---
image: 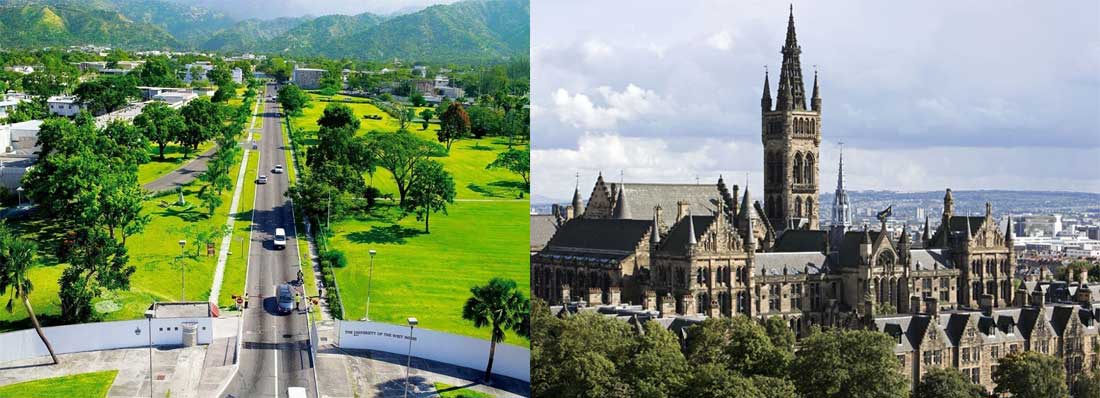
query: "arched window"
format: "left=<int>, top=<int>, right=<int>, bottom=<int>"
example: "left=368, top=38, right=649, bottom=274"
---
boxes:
left=795, top=196, right=803, bottom=217
left=793, top=152, right=803, bottom=184
left=809, top=120, right=815, bottom=135
left=806, top=198, right=814, bottom=218
left=805, top=153, right=815, bottom=185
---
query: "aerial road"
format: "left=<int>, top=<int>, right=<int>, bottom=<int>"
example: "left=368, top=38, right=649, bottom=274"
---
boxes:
left=226, top=83, right=317, bottom=398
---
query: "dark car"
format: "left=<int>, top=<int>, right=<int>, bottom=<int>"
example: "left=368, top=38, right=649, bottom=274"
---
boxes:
left=276, top=284, right=294, bottom=314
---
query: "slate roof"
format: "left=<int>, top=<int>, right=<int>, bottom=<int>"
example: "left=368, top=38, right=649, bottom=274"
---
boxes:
left=612, top=183, right=721, bottom=220
left=530, top=214, right=557, bottom=251
left=773, top=229, right=828, bottom=252
left=659, top=215, right=715, bottom=255
left=545, top=218, right=652, bottom=253
left=909, top=249, right=953, bottom=270
left=929, top=216, right=987, bottom=246
left=839, top=230, right=881, bottom=266
left=754, top=252, right=831, bottom=276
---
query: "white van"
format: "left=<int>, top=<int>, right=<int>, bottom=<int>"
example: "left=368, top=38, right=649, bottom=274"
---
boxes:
left=287, top=387, right=307, bottom=398
left=273, top=228, right=287, bottom=249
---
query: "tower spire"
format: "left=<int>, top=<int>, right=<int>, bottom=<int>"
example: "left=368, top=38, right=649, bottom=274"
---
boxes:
left=777, top=4, right=806, bottom=110
left=811, top=68, right=821, bottom=112
left=687, top=211, right=697, bottom=246
left=761, top=66, right=772, bottom=112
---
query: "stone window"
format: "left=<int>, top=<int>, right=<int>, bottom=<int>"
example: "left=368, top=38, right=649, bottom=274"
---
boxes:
left=769, top=284, right=781, bottom=311
left=991, top=346, right=999, bottom=359
left=962, top=347, right=970, bottom=364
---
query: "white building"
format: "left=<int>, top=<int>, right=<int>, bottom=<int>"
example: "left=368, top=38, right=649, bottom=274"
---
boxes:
left=292, top=68, right=325, bottom=90
left=0, top=94, right=29, bottom=119
left=413, top=65, right=428, bottom=78
left=153, top=91, right=198, bottom=107
left=183, top=62, right=214, bottom=83
left=231, top=68, right=244, bottom=84
left=434, top=75, right=450, bottom=88
left=47, top=96, right=86, bottom=117
left=8, top=119, right=42, bottom=151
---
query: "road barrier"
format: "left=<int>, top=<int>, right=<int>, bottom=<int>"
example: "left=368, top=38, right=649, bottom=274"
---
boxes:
left=336, top=320, right=530, bottom=382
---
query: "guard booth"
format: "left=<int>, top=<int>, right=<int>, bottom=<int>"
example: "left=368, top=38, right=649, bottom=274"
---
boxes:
left=149, top=302, right=216, bottom=346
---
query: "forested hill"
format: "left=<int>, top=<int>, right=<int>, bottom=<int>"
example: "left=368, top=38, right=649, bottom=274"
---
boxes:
left=0, top=0, right=529, bottom=63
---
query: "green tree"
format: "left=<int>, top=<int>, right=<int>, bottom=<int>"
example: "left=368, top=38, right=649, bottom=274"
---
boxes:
left=207, top=64, right=233, bottom=87
left=197, top=185, right=223, bottom=216
left=621, top=321, right=689, bottom=398
left=21, top=71, right=67, bottom=98
left=419, top=108, right=434, bottom=130
left=277, top=84, right=310, bottom=116
left=73, top=75, right=140, bottom=115
left=317, top=103, right=360, bottom=131
left=992, top=351, right=1069, bottom=398
left=682, top=363, right=761, bottom=398
left=136, top=56, right=181, bottom=87
left=466, top=105, right=502, bottom=139
left=1073, top=370, right=1100, bottom=398
left=790, top=328, right=908, bottom=398
left=750, top=375, right=798, bottom=398
left=401, top=160, right=455, bottom=233
left=410, top=91, right=426, bottom=107
left=685, top=316, right=790, bottom=378
left=134, top=101, right=186, bottom=160
left=365, top=131, right=446, bottom=205
left=763, top=316, right=796, bottom=352
left=914, top=367, right=985, bottom=398
left=462, top=278, right=529, bottom=383
left=486, top=148, right=530, bottom=194
left=101, top=120, right=149, bottom=165
left=0, top=224, right=59, bottom=364
left=438, top=102, right=471, bottom=152
left=179, top=97, right=222, bottom=151
left=212, top=82, right=237, bottom=103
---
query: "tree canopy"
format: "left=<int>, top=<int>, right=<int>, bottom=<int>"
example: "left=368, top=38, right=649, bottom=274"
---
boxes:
left=992, top=351, right=1069, bottom=398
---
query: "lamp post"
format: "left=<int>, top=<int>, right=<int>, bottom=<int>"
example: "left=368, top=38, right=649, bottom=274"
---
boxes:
left=404, top=317, right=418, bottom=398
left=236, top=236, right=245, bottom=257
left=365, top=249, right=376, bottom=320
left=144, top=309, right=155, bottom=398
left=178, top=239, right=186, bottom=301
left=15, top=186, right=22, bottom=206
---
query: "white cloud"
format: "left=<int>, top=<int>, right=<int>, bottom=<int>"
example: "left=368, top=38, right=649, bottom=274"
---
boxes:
left=706, top=30, right=733, bottom=51
left=550, top=84, right=670, bottom=130
left=582, top=39, right=614, bottom=62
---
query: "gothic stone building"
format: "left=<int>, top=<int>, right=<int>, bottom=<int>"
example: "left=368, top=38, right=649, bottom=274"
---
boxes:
left=532, top=6, right=1095, bottom=392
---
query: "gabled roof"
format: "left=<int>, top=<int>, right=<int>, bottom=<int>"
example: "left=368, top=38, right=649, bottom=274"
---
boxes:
left=612, top=183, right=721, bottom=221
left=910, top=249, right=953, bottom=270
left=660, top=215, right=715, bottom=255
left=929, top=216, right=986, bottom=246
left=839, top=230, right=880, bottom=266
left=754, top=252, right=831, bottom=276
left=545, top=218, right=651, bottom=253
left=773, top=229, right=828, bottom=253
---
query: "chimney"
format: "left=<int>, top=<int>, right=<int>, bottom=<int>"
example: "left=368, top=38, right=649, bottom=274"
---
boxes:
left=609, top=287, right=621, bottom=306
left=565, top=205, right=574, bottom=220
left=924, top=297, right=940, bottom=316
left=979, top=294, right=994, bottom=316
left=910, top=296, right=922, bottom=315
left=1031, top=289, right=1046, bottom=308
left=659, top=294, right=675, bottom=317
left=643, top=290, right=657, bottom=311
left=682, top=294, right=697, bottom=316
left=1015, top=286, right=1029, bottom=307
left=676, top=201, right=690, bottom=222
left=587, top=287, right=603, bottom=306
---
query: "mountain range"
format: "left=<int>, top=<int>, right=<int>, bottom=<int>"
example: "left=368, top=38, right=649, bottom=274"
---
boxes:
left=0, top=0, right=528, bottom=62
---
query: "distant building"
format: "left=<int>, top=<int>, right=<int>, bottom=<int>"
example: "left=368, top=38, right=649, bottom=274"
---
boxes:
left=0, top=94, right=28, bottom=119
left=5, top=66, right=34, bottom=75
left=1017, top=215, right=1063, bottom=237
left=47, top=96, right=86, bottom=117
left=8, top=120, right=42, bottom=151
left=292, top=68, right=325, bottom=89
left=414, top=80, right=435, bottom=95
left=439, top=86, right=465, bottom=99
left=434, top=75, right=450, bottom=88
left=183, top=62, right=214, bottom=83
left=231, top=67, right=244, bottom=84
left=413, top=65, right=428, bottom=78
left=153, top=91, right=198, bottom=107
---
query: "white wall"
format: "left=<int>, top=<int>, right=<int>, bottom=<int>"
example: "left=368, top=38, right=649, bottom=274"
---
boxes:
left=0, top=317, right=212, bottom=364
left=337, top=320, right=530, bottom=382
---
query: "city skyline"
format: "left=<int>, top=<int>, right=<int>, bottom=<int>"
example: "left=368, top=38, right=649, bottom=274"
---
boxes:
left=531, top=0, right=1100, bottom=202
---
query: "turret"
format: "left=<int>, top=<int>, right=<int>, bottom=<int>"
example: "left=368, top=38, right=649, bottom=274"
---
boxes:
left=761, top=70, right=773, bottom=112
left=965, top=214, right=973, bottom=242
left=1005, top=215, right=1015, bottom=248
left=612, top=186, right=630, bottom=219
left=651, top=205, right=662, bottom=247
left=898, top=224, right=911, bottom=263
left=571, top=186, right=584, bottom=218
left=922, top=216, right=931, bottom=244
left=687, top=211, right=698, bottom=247
left=810, top=70, right=821, bottom=112
left=943, top=189, right=954, bottom=218
left=860, top=225, right=873, bottom=262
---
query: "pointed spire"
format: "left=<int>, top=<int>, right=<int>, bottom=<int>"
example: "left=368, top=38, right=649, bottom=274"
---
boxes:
left=965, top=213, right=974, bottom=241
left=837, top=144, right=845, bottom=192
left=899, top=223, right=911, bottom=246
left=740, top=186, right=752, bottom=222
left=861, top=225, right=872, bottom=244
left=785, top=4, right=798, bottom=48
left=613, top=186, right=630, bottom=219
left=761, top=67, right=773, bottom=112
left=923, top=216, right=932, bottom=242
left=571, top=186, right=584, bottom=216
left=781, top=73, right=795, bottom=110
left=1006, top=215, right=1015, bottom=244
left=777, top=4, right=806, bottom=111
left=687, top=211, right=697, bottom=246
left=746, top=210, right=756, bottom=251
left=651, top=206, right=661, bottom=246
left=811, top=69, right=821, bottom=112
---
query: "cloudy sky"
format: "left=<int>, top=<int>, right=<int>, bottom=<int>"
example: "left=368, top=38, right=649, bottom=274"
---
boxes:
left=179, top=0, right=458, bottom=19
left=531, top=0, right=1100, bottom=202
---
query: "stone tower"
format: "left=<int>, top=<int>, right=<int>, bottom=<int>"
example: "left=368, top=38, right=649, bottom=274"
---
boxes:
left=762, top=6, right=821, bottom=231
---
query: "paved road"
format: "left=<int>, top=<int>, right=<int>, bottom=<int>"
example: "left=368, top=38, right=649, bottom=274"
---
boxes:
left=225, top=84, right=317, bottom=398
left=143, top=146, right=218, bottom=193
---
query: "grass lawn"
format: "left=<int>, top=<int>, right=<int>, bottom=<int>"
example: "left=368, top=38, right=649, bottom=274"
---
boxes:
left=434, top=382, right=494, bottom=398
left=0, top=146, right=249, bottom=330
left=289, top=94, right=529, bottom=343
left=0, top=370, right=118, bottom=398
left=137, top=141, right=215, bottom=186
left=218, top=148, right=258, bottom=307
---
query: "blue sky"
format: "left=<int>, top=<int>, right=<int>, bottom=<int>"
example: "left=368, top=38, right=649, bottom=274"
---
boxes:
left=531, top=0, right=1100, bottom=201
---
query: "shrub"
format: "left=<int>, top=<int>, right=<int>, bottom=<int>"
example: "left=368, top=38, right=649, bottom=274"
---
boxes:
left=321, top=250, right=347, bottom=268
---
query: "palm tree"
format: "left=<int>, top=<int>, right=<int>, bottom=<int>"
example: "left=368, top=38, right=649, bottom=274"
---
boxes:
left=0, top=227, right=58, bottom=364
left=462, top=278, right=529, bottom=384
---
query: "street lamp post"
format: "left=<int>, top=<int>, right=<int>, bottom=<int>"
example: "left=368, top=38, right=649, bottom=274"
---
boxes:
left=15, top=186, right=22, bottom=207
left=178, top=240, right=186, bottom=301
left=404, top=317, right=418, bottom=398
left=366, top=249, right=376, bottom=320
left=144, top=309, right=155, bottom=398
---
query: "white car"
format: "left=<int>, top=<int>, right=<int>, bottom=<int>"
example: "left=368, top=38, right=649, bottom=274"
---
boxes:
left=273, top=165, right=284, bottom=174
left=257, top=175, right=268, bottom=184
left=288, top=387, right=307, bottom=398
left=273, top=228, right=287, bottom=250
